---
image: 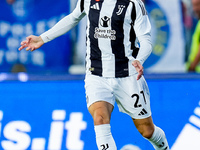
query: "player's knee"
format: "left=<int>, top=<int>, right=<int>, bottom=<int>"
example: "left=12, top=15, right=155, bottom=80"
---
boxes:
left=93, top=114, right=110, bottom=125
left=140, top=128, right=154, bottom=139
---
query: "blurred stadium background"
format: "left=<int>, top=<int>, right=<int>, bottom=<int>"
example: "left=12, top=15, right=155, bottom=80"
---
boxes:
left=0, top=0, right=200, bottom=149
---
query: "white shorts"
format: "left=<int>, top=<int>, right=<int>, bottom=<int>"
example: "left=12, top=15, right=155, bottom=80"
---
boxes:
left=84, top=74, right=151, bottom=119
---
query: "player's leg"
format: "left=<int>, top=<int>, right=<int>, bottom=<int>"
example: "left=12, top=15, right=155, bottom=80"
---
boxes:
left=114, top=75, right=169, bottom=150
left=133, top=116, right=154, bottom=139
left=89, top=101, right=117, bottom=150
left=84, top=74, right=117, bottom=150
left=133, top=116, right=170, bottom=150
left=89, top=101, right=113, bottom=125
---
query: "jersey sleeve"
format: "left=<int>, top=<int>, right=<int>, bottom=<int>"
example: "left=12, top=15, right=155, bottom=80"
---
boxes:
left=40, top=0, right=86, bottom=43
left=133, top=0, right=152, bottom=65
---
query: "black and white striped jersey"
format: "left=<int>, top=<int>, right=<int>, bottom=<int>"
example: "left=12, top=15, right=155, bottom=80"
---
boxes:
left=41, top=0, right=152, bottom=78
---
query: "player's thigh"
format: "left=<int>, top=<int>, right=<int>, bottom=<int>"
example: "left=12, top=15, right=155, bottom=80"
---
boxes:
left=84, top=74, right=115, bottom=124
left=88, top=101, right=114, bottom=120
left=85, top=75, right=115, bottom=108
left=115, top=74, right=151, bottom=119
left=84, top=74, right=115, bottom=108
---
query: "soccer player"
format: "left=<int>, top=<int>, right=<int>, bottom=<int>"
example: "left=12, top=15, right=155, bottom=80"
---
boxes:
left=19, top=0, right=170, bottom=149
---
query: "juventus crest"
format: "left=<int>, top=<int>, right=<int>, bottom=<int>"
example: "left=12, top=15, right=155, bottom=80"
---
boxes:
left=116, top=5, right=125, bottom=15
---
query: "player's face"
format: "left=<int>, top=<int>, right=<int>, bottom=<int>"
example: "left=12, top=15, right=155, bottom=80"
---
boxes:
left=192, top=0, right=200, bottom=19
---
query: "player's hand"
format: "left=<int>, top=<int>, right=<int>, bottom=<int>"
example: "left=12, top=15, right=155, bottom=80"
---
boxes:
left=132, top=60, right=143, bottom=80
left=18, top=35, right=44, bottom=51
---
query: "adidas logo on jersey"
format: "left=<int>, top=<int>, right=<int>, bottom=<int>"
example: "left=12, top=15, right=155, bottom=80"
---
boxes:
left=138, top=108, right=147, bottom=116
left=90, top=3, right=100, bottom=10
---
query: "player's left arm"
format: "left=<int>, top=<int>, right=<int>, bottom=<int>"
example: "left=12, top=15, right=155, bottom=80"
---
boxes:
left=133, top=0, right=152, bottom=65
left=132, top=0, right=152, bottom=80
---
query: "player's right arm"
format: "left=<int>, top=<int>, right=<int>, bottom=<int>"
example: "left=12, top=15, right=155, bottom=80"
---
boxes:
left=18, top=0, right=86, bottom=51
left=18, top=35, right=44, bottom=51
